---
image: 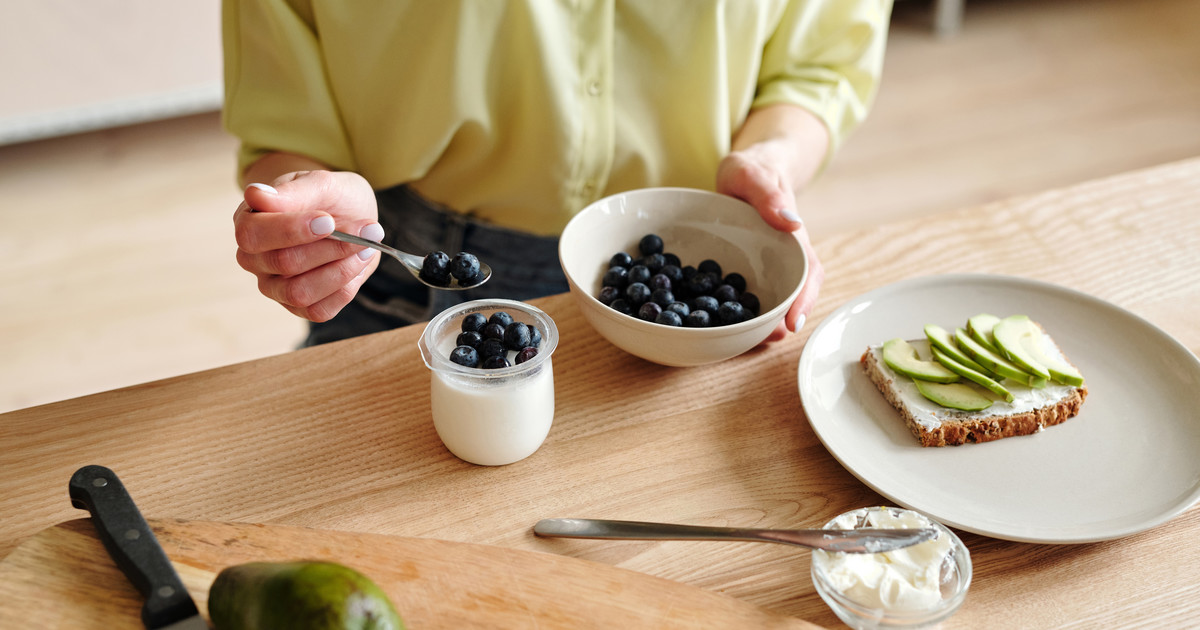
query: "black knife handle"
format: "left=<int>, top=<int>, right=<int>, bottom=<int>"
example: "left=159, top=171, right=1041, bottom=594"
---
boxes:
left=69, top=465, right=200, bottom=629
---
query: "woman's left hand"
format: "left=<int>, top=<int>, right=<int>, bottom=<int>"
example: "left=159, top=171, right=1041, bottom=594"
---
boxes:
left=716, top=147, right=825, bottom=342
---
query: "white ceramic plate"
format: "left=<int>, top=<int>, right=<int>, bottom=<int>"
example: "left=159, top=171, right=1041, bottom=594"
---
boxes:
left=798, top=273, right=1200, bottom=543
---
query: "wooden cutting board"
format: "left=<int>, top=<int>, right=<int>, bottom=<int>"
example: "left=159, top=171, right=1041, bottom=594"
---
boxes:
left=0, top=519, right=819, bottom=629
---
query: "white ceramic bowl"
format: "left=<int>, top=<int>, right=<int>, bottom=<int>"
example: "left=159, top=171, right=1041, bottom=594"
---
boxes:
left=559, top=187, right=808, bottom=367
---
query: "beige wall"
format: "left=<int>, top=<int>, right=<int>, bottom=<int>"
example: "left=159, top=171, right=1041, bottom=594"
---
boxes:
left=0, top=1, right=222, bottom=145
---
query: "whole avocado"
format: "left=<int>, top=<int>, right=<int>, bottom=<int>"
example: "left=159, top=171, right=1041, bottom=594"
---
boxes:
left=208, top=561, right=405, bottom=630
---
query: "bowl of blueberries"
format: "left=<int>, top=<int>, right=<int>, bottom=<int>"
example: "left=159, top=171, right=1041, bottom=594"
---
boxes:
left=559, top=187, right=808, bottom=367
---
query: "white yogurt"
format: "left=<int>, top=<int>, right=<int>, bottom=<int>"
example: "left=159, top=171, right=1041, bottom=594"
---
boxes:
left=430, top=360, right=555, bottom=466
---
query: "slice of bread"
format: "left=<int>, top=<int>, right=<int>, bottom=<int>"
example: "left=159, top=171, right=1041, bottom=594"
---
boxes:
left=861, top=339, right=1087, bottom=447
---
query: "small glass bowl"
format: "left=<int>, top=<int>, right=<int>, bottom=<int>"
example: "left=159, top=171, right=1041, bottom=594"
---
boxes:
left=810, top=506, right=971, bottom=629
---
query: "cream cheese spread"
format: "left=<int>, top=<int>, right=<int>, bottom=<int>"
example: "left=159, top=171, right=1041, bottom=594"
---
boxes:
left=866, top=337, right=1077, bottom=430
left=813, top=509, right=954, bottom=612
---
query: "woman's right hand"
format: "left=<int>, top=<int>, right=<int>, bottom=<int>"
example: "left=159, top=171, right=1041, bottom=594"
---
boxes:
left=233, top=169, right=383, bottom=322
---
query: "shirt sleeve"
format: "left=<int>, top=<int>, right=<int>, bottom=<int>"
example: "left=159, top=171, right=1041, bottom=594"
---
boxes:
left=221, top=0, right=357, bottom=179
left=753, top=0, right=892, bottom=155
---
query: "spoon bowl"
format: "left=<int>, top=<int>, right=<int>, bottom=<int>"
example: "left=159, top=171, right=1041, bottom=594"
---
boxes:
left=328, top=230, right=491, bottom=290
left=533, top=518, right=938, bottom=554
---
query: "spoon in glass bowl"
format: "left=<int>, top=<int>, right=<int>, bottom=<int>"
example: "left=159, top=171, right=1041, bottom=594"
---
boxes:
left=328, top=230, right=491, bottom=290
left=534, top=518, right=938, bottom=554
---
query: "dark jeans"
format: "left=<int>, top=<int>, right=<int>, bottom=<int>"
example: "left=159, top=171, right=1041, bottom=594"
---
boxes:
left=303, top=185, right=568, bottom=346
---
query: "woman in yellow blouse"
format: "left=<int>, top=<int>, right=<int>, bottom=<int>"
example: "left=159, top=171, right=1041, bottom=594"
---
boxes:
left=224, top=1, right=893, bottom=345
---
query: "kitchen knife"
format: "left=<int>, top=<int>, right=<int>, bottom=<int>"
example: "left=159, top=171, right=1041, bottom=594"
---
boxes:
left=69, top=465, right=208, bottom=630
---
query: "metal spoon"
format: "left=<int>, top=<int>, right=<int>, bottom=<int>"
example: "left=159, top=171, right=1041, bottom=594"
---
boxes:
left=328, top=230, right=491, bottom=290
left=533, top=518, right=938, bottom=554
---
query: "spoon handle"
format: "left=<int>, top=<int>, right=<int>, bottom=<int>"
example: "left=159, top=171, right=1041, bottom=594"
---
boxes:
left=533, top=518, right=937, bottom=554
left=327, top=230, right=423, bottom=266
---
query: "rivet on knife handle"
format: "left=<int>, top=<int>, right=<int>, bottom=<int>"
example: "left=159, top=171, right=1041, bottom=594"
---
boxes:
left=69, top=465, right=201, bottom=629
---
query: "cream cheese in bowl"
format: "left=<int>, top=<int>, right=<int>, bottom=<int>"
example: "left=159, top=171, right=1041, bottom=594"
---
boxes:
left=811, top=507, right=971, bottom=629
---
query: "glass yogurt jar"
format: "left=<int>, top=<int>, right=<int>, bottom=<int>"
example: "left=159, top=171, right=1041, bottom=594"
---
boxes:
left=418, top=299, right=558, bottom=466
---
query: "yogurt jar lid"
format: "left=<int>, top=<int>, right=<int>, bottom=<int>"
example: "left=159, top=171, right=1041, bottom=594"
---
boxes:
left=418, top=299, right=559, bottom=381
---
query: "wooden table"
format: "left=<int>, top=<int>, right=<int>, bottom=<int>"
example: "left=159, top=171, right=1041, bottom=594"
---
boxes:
left=3, top=157, right=1198, bottom=628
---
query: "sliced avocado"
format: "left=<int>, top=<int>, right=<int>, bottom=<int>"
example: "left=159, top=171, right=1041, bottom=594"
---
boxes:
left=992, top=315, right=1084, bottom=386
left=914, top=379, right=994, bottom=411
left=931, top=345, right=1014, bottom=402
left=966, top=313, right=1002, bottom=354
left=208, top=561, right=405, bottom=630
left=954, top=327, right=1047, bottom=387
left=924, top=323, right=989, bottom=374
left=882, top=338, right=960, bottom=383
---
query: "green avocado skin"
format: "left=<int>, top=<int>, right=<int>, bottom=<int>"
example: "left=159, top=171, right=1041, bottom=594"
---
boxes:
left=208, top=561, right=405, bottom=630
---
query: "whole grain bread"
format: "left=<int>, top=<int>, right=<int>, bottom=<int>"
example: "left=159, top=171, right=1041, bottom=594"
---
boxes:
left=861, top=349, right=1088, bottom=447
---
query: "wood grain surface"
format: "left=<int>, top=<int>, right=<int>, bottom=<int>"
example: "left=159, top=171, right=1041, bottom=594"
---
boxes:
left=2, top=158, right=1198, bottom=628
left=0, top=518, right=814, bottom=629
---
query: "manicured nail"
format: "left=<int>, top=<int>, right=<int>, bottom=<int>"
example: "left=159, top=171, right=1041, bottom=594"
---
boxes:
left=247, top=182, right=278, bottom=194
left=357, top=247, right=376, bottom=261
left=782, top=210, right=803, bottom=225
left=310, top=215, right=335, bottom=236
left=794, top=314, right=807, bottom=332
left=359, top=222, right=384, bottom=242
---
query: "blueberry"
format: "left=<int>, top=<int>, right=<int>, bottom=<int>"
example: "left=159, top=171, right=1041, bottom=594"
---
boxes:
left=643, top=253, right=666, bottom=273
left=602, top=266, right=629, bottom=289
left=626, top=282, right=651, bottom=306
left=717, top=301, right=747, bottom=325
left=684, top=310, right=711, bottom=328
left=639, top=234, right=664, bottom=256
left=682, top=265, right=698, bottom=280
left=515, top=346, right=539, bottom=364
left=691, top=295, right=719, bottom=314
left=478, top=338, right=506, bottom=359
left=609, top=299, right=633, bottom=315
left=655, top=311, right=683, bottom=327
left=461, top=313, right=488, bottom=333
left=529, top=325, right=542, bottom=348
left=659, top=264, right=684, bottom=285
left=713, top=284, right=739, bottom=304
left=628, top=264, right=652, bottom=285
left=488, top=311, right=514, bottom=328
left=637, top=302, right=662, bottom=322
left=449, top=346, right=479, bottom=368
left=723, top=272, right=747, bottom=294
left=503, top=322, right=531, bottom=350
left=482, top=322, right=505, bottom=341
left=482, top=355, right=510, bottom=369
left=456, top=330, right=483, bottom=348
left=648, top=273, right=672, bottom=292
left=698, top=259, right=722, bottom=277
left=663, top=252, right=682, bottom=268
left=686, top=273, right=714, bottom=296
left=666, top=301, right=690, bottom=317
left=450, top=252, right=481, bottom=283
left=598, top=285, right=621, bottom=306
left=650, top=288, right=674, bottom=308
left=420, top=251, right=452, bottom=285
left=610, top=252, right=633, bottom=268
left=739, top=292, right=761, bottom=315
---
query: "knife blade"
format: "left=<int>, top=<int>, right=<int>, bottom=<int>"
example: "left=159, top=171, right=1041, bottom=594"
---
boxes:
left=69, top=465, right=208, bottom=630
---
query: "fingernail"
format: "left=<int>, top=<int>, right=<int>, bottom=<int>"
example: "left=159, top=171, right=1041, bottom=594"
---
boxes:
left=247, top=182, right=278, bottom=194
left=310, top=215, right=335, bottom=236
left=357, top=247, right=376, bottom=261
left=359, top=222, right=384, bottom=242
left=782, top=210, right=803, bottom=225
left=794, top=314, right=807, bottom=332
